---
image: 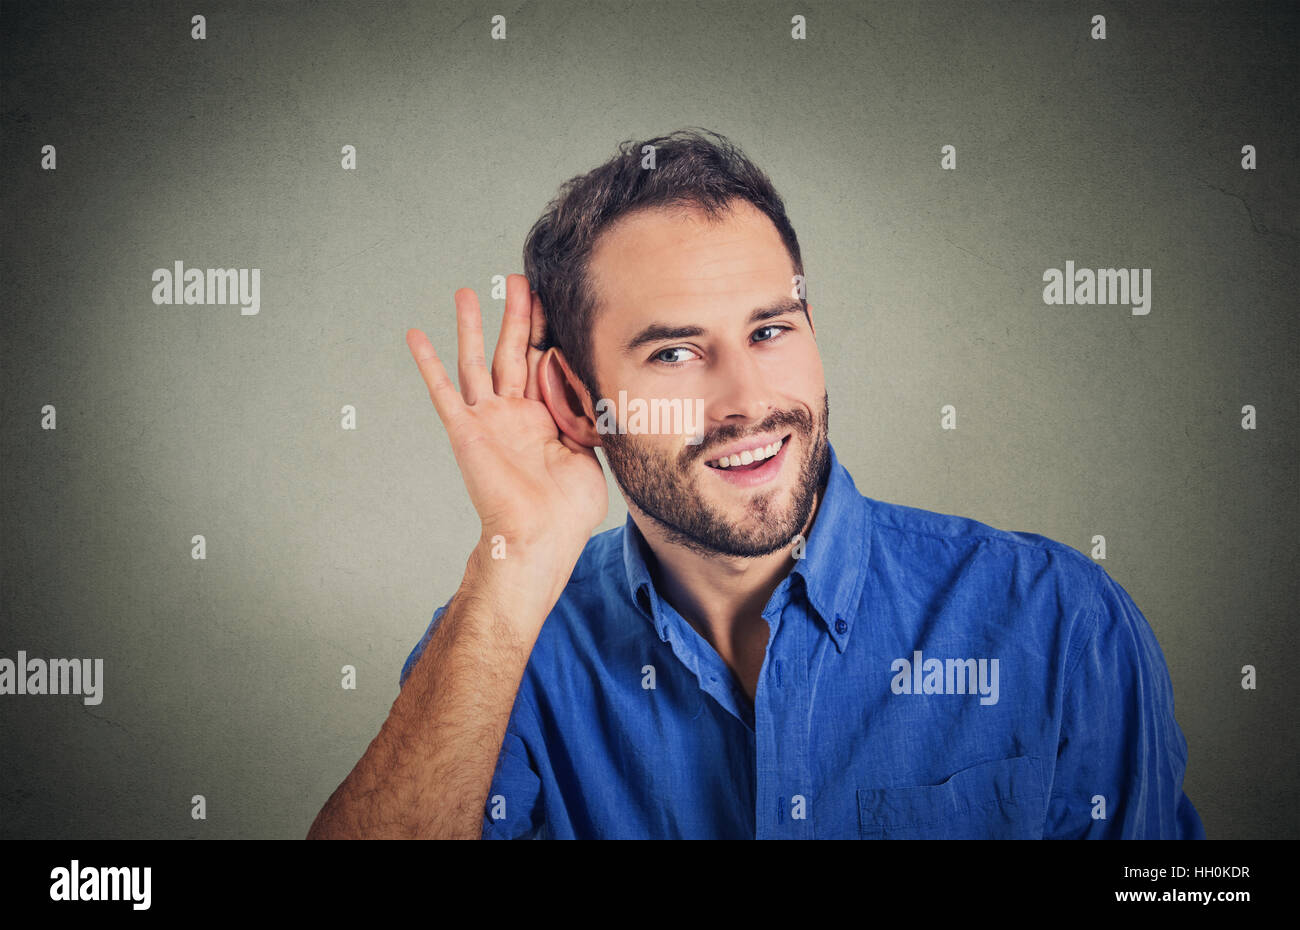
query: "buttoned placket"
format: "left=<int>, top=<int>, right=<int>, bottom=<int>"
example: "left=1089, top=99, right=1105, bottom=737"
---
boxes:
left=753, top=575, right=818, bottom=839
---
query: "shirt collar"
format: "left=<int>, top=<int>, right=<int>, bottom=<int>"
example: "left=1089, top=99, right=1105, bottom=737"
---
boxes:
left=621, top=441, right=871, bottom=652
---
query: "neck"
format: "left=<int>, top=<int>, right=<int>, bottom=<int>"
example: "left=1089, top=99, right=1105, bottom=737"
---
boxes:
left=630, top=484, right=825, bottom=657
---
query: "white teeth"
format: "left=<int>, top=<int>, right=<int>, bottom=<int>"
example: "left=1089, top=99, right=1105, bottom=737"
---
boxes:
left=708, top=436, right=784, bottom=468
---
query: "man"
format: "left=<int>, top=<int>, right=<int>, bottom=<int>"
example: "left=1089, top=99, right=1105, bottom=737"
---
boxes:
left=307, top=128, right=1204, bottom=839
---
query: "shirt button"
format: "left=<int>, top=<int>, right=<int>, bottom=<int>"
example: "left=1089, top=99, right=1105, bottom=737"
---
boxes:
left=835, top=618, right=848, bottom=634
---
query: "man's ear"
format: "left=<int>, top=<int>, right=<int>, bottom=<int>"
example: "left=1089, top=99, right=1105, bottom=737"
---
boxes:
left=539, top=347, right=602, bottom=447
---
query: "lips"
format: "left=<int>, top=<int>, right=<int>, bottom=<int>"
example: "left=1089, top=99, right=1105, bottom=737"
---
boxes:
left=704, top=433, right=788, bottom=469
left=703, top=433, right=792, bottom=487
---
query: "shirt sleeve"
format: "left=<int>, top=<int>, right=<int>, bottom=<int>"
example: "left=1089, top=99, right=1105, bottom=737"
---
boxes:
left=399, top=603, right=545, bottom=840
left=1045, top=565, right=1205, bottom=839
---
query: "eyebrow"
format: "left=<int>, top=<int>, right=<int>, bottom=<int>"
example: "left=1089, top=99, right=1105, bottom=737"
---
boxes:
left=621, top=298, right=806, bottom=356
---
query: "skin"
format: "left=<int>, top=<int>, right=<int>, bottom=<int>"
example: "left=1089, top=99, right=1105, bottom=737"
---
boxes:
left=537, top=199, right=832, bottom=705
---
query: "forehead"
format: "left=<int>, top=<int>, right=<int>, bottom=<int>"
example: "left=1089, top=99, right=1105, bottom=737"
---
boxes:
left=586, top=200, right=794, bottom=331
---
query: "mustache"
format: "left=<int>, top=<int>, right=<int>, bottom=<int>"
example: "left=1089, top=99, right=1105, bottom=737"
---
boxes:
left=684, top=408, right=812, bottom=465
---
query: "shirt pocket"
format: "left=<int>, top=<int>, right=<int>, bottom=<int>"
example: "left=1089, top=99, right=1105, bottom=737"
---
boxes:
left=857, top=755, right=1045, bottom=839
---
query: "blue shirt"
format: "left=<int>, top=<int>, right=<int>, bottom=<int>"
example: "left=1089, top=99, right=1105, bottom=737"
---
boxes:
left=400, top=443, right=1204, bottom=839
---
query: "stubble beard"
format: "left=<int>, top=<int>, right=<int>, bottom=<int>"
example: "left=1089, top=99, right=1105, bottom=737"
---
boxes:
left=600, top=390, right=831, bottom=558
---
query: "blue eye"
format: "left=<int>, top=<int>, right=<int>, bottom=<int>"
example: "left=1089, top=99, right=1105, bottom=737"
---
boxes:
left=650, top=325, right=792, bottom=367
left=654, top=347, right=694, bottom=365
left=753, top=324, right=791, bottom=343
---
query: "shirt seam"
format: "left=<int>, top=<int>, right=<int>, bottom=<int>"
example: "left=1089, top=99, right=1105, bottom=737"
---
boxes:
left=872, top=518, right=1086, bottom=558
left=1062, top=564, right=1106, bottom=686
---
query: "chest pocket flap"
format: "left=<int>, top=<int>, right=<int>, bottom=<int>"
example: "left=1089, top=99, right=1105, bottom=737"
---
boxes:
left=857, top=755, right=1044, bottom=839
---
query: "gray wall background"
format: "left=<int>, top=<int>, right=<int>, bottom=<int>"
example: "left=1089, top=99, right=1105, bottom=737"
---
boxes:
left=2, top=0, right=1295, bottom=839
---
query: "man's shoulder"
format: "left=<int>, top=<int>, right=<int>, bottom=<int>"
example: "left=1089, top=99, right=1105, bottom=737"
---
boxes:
left=864, top=494, right=1103, bottom=589
left=860, top=494, right=1114, bottom=673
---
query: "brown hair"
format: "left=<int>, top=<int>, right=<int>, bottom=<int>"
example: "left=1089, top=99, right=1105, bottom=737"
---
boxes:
left=522, top=127, right=805, bottom=401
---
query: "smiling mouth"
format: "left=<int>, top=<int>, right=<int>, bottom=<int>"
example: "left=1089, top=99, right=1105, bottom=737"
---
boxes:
left=704, top=433, right=791, bottom=471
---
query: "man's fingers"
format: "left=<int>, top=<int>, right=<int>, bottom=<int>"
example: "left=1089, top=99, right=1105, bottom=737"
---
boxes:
left=454, top=288, right=493, bottom=405
left=491, top=274, right=532, bottom=399
left=406, top=328, right=464, bottom=428
left=524, top=290, right=546, bottom=402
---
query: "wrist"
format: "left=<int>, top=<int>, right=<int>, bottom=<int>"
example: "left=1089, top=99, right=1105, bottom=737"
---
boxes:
left=462, top=535, right=580, bottom=621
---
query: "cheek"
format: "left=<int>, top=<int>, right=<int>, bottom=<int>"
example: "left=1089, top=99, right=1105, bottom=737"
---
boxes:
left=788, top=350, right=825, bottom=400
left=599, top=366, right=676, bottom=405
left=618, top=431, right=691, bottom=466
left=762, top=358, right=822, bottom=406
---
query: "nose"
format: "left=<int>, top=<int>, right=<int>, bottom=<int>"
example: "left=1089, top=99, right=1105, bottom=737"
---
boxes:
left=703, top=343, right=773, bottom=425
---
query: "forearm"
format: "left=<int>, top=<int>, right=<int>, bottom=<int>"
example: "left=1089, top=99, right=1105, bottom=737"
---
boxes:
left=307, top=544, right=565, bottom=839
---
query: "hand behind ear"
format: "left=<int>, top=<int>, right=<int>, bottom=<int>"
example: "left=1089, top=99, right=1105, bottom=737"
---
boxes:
left=405, top=274, right=608, bottom=559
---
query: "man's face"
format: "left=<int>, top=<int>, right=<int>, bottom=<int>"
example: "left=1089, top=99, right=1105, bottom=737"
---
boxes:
left=583, top=199, right=830, bottom=558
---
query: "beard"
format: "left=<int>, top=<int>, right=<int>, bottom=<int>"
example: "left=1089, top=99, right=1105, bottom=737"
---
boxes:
left=600, top=390, right=831, bottom=558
